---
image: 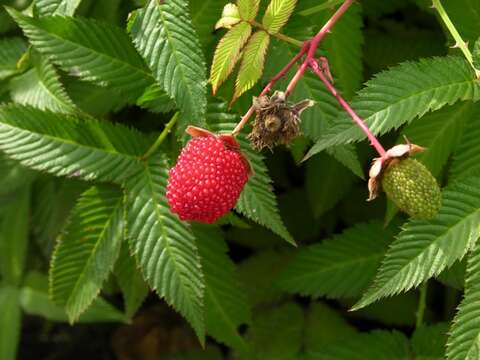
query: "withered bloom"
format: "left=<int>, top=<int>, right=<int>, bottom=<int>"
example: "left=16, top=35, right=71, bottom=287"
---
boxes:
left=368, top=142, right=424, bottom=201
left=248, top=91, right=314, bottom=150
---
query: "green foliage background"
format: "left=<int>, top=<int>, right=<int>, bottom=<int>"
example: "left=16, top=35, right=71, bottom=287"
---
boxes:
left=1, top=0, right=480, bottom=359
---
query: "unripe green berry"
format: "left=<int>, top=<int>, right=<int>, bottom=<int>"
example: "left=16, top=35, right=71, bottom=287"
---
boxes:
left=381, top=158, right=441, bottom=220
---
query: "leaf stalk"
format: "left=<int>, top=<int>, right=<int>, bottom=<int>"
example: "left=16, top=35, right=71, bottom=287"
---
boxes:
left=142, top=112, right=179, bottom=159
left=432, top=0, right=480, bottom=78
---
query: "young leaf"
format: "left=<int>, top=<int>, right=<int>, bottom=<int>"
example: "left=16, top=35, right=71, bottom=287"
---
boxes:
left=449, top=103, right=480, bottom=181
left=9, top=54, right=77, bottom=114
left=35, top=0, right=83, bottom=16
left=125, top=153, right=205, bottom=342
left=240, top=303, right=304, bottom=360
left=21, top=271, right=127, bottom=323
left=193, top=224, right=251, bottom=353
left=130, top=0, right=207, bottom=132
left=114, top=243, right=149, bottom=319
left=278, top=221, right=395, bottom=299
left=262, top=0, right=297, bottom=34
left=305, top=56, right=480, bottom=159
left=237, top=0, right=260, bottom=21
left=210, top=22, right=252, bottom=94
left=49, top=185, right=124, bottom=322
left=233, top=30, right=270, bottom=101
left=353, top=177, right=480, bottom=310
left=0, top=286, right=21, bottom=360
left=191, top=0, right=229, bottom=55
left=8, top=9, right=155, bottom=101
left=0, top=185, right=30, bottom=285
left=207, top=101, right=294, bottom=244
left=447, top=240, right=480, bottom=360
left=0, top=105, right=148, bottom=183
left=305, top=330, right=410, bottom=360
left=0, top=37, right=27, bottom=80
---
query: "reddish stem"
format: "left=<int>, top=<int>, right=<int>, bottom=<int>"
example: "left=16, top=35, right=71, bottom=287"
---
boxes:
left=309, top=59, right=386, bottom=157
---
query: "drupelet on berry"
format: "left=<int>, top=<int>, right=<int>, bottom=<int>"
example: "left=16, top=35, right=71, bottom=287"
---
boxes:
left=166, top=126, right=251, bottom=224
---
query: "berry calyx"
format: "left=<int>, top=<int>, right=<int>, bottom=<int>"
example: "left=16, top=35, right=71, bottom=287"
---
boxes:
left=381, top=158, right=441, bottom=220
left=166, top=126, right=251, bottom=224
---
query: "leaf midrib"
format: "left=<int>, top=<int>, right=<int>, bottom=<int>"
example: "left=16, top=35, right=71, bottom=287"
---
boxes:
left=0, top=121, right=140, bottom=161
left=336, top=74, right=477, bottom=140
left=283, top=252, right=383, bottom=282
left=21, top=15, right=156, bottom=84
left=369, top=207, right=480, bottom=303
left=154, top=1, right=200, bottom=115
left=64, top=194, right=122, bottom=320
left=142, top=160, right=200, bottom=317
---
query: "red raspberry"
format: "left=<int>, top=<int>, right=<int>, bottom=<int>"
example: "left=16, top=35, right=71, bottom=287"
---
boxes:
left=166, top=127, right=250, bottom=224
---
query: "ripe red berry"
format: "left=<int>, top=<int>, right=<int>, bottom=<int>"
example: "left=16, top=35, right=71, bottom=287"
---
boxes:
left=166, top=127, right=250, bottom=224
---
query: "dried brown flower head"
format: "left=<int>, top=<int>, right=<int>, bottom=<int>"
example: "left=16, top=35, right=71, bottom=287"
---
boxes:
left=248, top=91, right=314, bottom=150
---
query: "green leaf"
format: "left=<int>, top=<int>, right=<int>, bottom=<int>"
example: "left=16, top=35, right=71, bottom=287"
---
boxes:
left=210, top=22, right=252, bottom=94
left=0, top=105, right=148, bottom=183
left=20, top=271, right=127, bottom=323
left=233, top=30, right=270, bottom=101
left=0, top=286, right=21, bottom=360
left=0, top=185, right=30, bottom=285
left=0, top=154, right=35, bottom=197
left=240, top=303, right=304, bottom=360
left=262, top=0, right=297, bottom=34
left=125, top=153, right=205, bottom=342
left=0, top=37, right=27, bottom=80
left=441, top=1, right=480, bottom=45
left=353, top=177, right=480, bottom=310
left=35, top=0, right=83, bottom=16
left=412, top=323, right=448, bottom=360
left=315, top=3, right=364, bottom=98
left=449, top=103, right=480, bottom=181
left=9, top=53, right=77, bottom=114
left=49, top=185, right=124, bottom=322
left=193, top=224, right=251, bottom=353
left=207, top=101, right=294, bottom=244
left=278, top=221, right=395, bottom=299
left=131, top=0, right=207, bottom=133
left=238, top=250, right=291, bottom=306
left=305, top=152, right=356, bottom=217
left=8, top=9, right=155, bottom=102
left=237, top=0, right=260, bottom=21
left=304, top=302, right=357, bottom=353
left=473, top=37, right=480, bottom=70
left=447, top=240, right=480, bottom=360
left=114, top=242, right=149, bottom=319
left=136, top=84, right=177, bottom=114
left=305, top=330, right=410, bottom=360
left=305, top=56, right=480, bottom=159
left=191, top=0, right=227, bottom=55
left=401, top=102, right=471, bottom=176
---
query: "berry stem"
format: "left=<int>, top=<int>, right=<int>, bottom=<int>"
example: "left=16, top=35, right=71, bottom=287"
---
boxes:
left=142, top=112, right=179, bottom=159
left=416, top=282, right=428, bottom=328
left=232, top=0, right=355, bottom=135
left=432, top=0, right=480, bottom=78
left=309, top=58, right=387, bottom=157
